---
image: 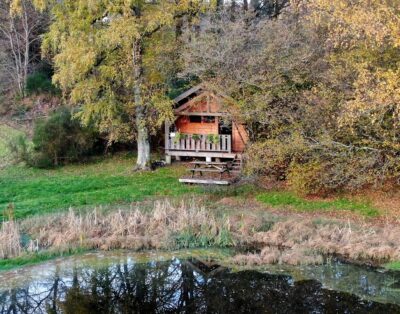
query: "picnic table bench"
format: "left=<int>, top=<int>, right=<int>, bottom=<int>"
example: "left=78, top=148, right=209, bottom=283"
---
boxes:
left=188, top=161, right=233, bottom=179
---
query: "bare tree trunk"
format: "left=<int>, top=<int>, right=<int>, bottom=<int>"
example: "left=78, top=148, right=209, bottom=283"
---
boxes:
left=0, top=1, right=42, bottom=98
left=22, top=3, right=30, bottom=96
left=243, top=0, right=249, bottom=11
left=133, top=38, right=150, bottom=170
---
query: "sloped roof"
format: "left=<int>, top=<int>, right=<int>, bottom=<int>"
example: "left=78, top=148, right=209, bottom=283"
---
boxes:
left=173, top=83, right=237, bottom=108
left=173, top=84, right=204, bottom=104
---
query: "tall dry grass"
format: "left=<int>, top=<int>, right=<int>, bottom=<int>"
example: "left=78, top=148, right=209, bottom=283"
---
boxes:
left=233, top=219, right=400, bottom=266
left=19, top=200, right=252, bottom=253
left=2, top=199, right=400, bottom=268
left=0, top=220, right=21, bottom=259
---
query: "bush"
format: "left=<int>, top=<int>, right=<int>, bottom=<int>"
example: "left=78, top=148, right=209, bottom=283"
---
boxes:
left=7, top=134, right=32, bottom=164
left=244, top=133, right=309, bottom=180
left=246, top=134, right=400, bottom=195
left=26, top=72, right=59, bottom=95
left=287, top=161, right=327, bottom=195
left=29, top=107, right=97, bottom=167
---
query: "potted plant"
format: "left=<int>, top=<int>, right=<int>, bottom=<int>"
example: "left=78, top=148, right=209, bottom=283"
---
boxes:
left=206, top=134, right=220, bottom=145
left=192, top=134, right=201, bottom=141
left=173, top=132, right=187, bottom=144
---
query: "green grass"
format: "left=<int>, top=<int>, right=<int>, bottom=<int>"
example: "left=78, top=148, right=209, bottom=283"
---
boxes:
left=0, top=124, right=23, bottom=160
left=0, top=154, right=196, bottom=220
left=385, top=261, right=400, bottom=271
left=0, top=249, right=88, bottom=272
left=256, top=191, right=379, bottom=217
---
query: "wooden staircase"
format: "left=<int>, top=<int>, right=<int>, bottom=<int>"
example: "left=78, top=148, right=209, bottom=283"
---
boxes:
left=230, top=156, right=243, bottom=174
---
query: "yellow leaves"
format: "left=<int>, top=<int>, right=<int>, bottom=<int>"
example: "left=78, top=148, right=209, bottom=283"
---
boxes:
left=31, top=0, right=47, bottom=11
left=52, top=37, right=97, bottom=91
left=306, top=0, right=400, bottom=136
left=10, top=0, right=47, bottom=15
left=39, top=0, right=199, bottom=142
left=307, top=0, right=400, bottom=49
left=339, top=67, right=400, bottom=131
left=9, top=0, right=23, bottom=15
left=105, top=15, right=140, bottom=46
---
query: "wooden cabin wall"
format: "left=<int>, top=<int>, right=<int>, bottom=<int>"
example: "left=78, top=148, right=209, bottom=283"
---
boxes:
left=175, top=93, right=220, bottom=135
left=175, top=116, right=219, bottom=134
left=173, top=90, right=250, bottom=153
left=232, top=123, right=249, bottom=152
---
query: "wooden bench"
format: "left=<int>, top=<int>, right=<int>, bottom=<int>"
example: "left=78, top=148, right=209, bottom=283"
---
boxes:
left=188, top=161, right=232, bottom=179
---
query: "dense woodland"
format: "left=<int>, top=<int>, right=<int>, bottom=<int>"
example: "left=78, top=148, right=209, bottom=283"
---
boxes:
left=1, top=0, right=400, bottom=195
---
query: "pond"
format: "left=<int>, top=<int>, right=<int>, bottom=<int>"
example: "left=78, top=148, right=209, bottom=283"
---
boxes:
left=0, top=249, right=400, bottom=313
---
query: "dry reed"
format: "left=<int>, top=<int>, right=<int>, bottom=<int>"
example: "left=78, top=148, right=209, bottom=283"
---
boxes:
left=19, top=200, right=252, bottom=253
left=0, top=219, right=21, bottom=259
left=233, top=219, right=400, bottom=266
left=2, top=200, right=400, bottom=268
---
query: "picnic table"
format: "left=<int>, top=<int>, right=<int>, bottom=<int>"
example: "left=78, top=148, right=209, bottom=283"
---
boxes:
left=188, top=161, right=232, bottom=179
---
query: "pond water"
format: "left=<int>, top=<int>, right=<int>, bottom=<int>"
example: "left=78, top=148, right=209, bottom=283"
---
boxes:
left=0, top=249, right=400, bottom=313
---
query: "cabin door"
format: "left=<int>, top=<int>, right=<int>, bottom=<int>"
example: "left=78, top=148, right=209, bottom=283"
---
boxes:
left=219, top=118, right=232, bottom=135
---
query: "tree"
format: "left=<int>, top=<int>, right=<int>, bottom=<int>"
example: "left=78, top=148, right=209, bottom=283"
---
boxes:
left=181, top=5, right=400, bottom=193
left=303, top=0, right=400, bottom=151
left=0, top=0, right=46, bottom=97
left=17, top=0, right=202, bottom=170
left=180, top=10, right=324, bottom=140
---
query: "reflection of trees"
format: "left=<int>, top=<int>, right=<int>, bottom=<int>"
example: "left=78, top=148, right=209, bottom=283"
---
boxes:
left=0, top=258, right=399, bottom=313
left=0, top=269, right=65, bottom=314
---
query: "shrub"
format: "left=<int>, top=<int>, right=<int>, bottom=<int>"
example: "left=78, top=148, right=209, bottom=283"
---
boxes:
left=26, top=71, right=59, bottom=95
left=287, top=161, right=327, bottom=195
left=246, top=133, right=400, bottom=195
left=244, top=133, right=309, bottom=180
left=30, top=107, right=97, bottom=167
left=7, top=134, right=32, bottom=164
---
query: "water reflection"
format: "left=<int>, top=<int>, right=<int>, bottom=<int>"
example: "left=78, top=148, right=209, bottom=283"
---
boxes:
left=1, top=255, right=400, bottom=314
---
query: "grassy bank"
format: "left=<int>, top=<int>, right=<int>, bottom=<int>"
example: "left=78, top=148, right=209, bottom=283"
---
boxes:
left=0, top=249, right=88, bottom=272
left=256, top=191, right=379, bottom=217
left=385, top=261, right=400, bottom=271
left=0, top=154, right=195, bottom=219
left=1, top=200, right=399, bottom=272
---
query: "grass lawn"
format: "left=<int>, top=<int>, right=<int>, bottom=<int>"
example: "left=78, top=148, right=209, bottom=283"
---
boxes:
left=0, top=154, right=195, bottom=220
left=0, top=122, right=382, bottom=221
left=0, top=124, right=24, bottom=162
left=256, top=191, right=379, bottom=217
left=385, top=261, right=400, bottom=271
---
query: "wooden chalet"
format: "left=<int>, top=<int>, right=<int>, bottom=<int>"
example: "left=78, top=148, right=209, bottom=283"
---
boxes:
left=165, top=84, right=249, bottom=163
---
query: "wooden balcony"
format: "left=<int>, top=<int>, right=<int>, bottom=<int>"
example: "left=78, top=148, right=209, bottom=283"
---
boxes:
left=166, top=134, right=232, bottom=153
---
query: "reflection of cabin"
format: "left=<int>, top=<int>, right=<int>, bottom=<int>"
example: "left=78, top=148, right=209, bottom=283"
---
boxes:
left=165, top=84, right=249, bottom=163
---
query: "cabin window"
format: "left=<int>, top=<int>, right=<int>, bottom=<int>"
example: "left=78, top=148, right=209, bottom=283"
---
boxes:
left=189, top=116, right=202, bottom=123
left=202, top=116, right=215, bottom=123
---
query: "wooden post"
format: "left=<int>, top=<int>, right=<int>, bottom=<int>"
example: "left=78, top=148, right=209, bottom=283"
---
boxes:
left=206, top=156, right=212, bottom=162
left=165, top=121, right=170, bottom=151
left=166, top=155, right=172, bottom=164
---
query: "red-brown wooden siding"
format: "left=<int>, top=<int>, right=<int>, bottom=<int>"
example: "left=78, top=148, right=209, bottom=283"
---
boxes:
left=232, top=123, right=248, bottom=152
left=174, top=91, right=249, bottom=153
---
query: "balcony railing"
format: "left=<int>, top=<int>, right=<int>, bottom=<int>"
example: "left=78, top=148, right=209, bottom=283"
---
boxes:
left=167, top=134, right=232, bottom=153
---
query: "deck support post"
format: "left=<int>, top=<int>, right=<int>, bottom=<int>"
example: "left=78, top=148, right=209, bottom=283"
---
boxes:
left=206, top=156, right=212, bottom=162
left=176, top=156, right=181, bottom=161
left=165, top=155, right=172, bottom=164
left=215, top=158, right=221, bottom=162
